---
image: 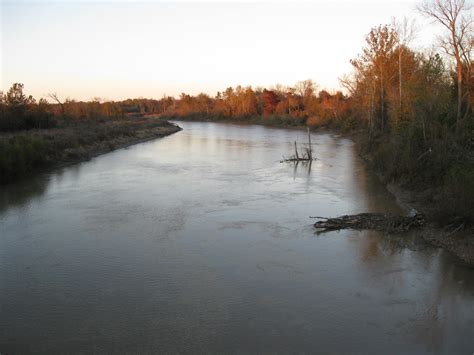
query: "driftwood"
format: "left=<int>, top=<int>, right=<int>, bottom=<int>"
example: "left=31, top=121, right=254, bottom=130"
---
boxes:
left=282, top=128, right=315, bottom=162
left=312, top=212, right=425, bottom=233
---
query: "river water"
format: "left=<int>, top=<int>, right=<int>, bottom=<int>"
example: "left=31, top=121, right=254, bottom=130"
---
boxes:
left=1, top=121, right=473, bottom=354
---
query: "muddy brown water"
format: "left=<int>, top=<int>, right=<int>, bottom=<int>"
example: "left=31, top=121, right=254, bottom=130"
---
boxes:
left=1, top=121, right=473, bottom=354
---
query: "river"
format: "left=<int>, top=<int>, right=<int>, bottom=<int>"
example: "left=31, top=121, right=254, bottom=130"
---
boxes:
left=1, top=121, right=473, bottom=353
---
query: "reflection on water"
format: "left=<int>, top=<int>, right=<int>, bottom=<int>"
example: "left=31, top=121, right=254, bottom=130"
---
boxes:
left=0, top=121, right=473, bottom=354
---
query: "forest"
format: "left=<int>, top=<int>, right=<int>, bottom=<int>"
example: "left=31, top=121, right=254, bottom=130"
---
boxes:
left=1, top=0, right=472, bottom=223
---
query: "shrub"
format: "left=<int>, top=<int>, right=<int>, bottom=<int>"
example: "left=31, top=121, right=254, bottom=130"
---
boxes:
left=0, top=135, right=49, bottom=183
left=441, top=163, right=474, bottom=223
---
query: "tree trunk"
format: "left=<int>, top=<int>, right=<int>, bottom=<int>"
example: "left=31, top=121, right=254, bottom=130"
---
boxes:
left=457, top=59, right=463, bottom=123
left=452, top=29, right=463, bottom=124
left=380, top=69, right=385, bottom=132
left=399, top=47, right=403, bottom=122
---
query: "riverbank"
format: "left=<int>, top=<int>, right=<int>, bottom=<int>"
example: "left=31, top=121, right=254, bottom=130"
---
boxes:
left=386, top=183, right=474, bottom=266
left=343, top=133, right=474, bottom=266
left=350, top=131, right=474, bottom=267
left=0, top=118, right=181, bottom=185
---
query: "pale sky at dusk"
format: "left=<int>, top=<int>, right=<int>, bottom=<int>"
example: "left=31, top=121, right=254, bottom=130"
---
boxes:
left=1, top=0, right=445, bottom=101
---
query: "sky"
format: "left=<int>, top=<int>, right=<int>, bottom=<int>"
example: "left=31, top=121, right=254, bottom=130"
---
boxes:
left=0, top=0, right=447, bottom=101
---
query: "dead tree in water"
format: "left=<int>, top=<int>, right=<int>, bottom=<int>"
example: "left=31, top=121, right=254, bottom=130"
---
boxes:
left=294, top=141, right=299, bottom=160
left=312, top=212, right=425, bottom=233
left=282, top=128, right=315, bottom=162
left=307, top=127, right=312, bottom=160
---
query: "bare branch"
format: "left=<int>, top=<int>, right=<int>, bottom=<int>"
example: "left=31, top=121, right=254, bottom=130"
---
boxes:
left=47, top=92, right=65, bottom=115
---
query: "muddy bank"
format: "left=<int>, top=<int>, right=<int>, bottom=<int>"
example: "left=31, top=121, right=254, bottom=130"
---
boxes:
left=0, top=118, right=181, bottom=184
left=386, top=183, right=474, bottom=266
left=331, top=130, right=474, bottom=266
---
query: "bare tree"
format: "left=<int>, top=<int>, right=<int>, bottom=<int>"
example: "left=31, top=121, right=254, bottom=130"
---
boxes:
left=459, top=30, right=473, bottom=118
left=295, top=80, right=317, bottom=98
left=47, top=92, right=65, bottom=116
left=418, top=0, right=473, bottom=122
left=392, top=17, right=417, bottom=121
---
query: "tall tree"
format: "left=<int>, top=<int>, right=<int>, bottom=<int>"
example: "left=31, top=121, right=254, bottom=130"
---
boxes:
left=418, top=0, right=473, bottom=122
left=350, top=25, right=398, bottom=133
left=393, top=17, right=417, bottom=121
left=262, top=89, right=279, bottom=116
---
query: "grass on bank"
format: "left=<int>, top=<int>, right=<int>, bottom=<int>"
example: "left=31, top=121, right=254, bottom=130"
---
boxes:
left=0, top=118, right=177, bottom=185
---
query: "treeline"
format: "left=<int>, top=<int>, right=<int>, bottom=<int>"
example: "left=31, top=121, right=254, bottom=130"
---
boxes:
left=0, top=84, right=170, bottom=131
left=164, top=83, right=352, bottom=129
left=343, top=0, right=473, bottom=223
left=0, top=81, right=351, bottom=131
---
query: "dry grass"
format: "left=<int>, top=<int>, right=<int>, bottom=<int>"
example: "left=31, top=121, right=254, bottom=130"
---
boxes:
left=0, top=118, right=180, bottom=184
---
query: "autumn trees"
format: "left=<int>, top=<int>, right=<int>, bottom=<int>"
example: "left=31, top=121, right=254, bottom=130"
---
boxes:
left=162, top=79, right=352, bottom=129
left=340, top=0, right=472, bottom=189
left=347, top=25, right=399, bottom=134
left=3, top=81, right=347, bottom=130
left=344, top=14, right=469, bottom=137
left=342, top=6, right=473, bottom=222
left=1, top=78, right=352, bottom=131
left=261, top=89, right=279, bottom=116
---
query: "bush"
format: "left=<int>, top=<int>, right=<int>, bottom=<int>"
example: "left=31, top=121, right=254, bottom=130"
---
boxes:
left=365, top=119, right=474, bottom=224
left=442, top=164, right=474, bottom=223
left=307, top=116, right=330, bottom=128
left=0, top=135, right=49, bottom=183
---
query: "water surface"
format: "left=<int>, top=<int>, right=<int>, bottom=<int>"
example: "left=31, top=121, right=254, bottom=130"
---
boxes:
left=1, top=121, right=473, bottom=353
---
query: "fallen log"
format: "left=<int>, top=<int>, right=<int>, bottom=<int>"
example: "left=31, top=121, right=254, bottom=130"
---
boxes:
left=312, top=212, right=425, bottom=233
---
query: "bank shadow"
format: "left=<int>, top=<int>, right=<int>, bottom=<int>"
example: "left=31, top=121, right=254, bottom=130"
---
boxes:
left=0, top=164, right=84, bottom=215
